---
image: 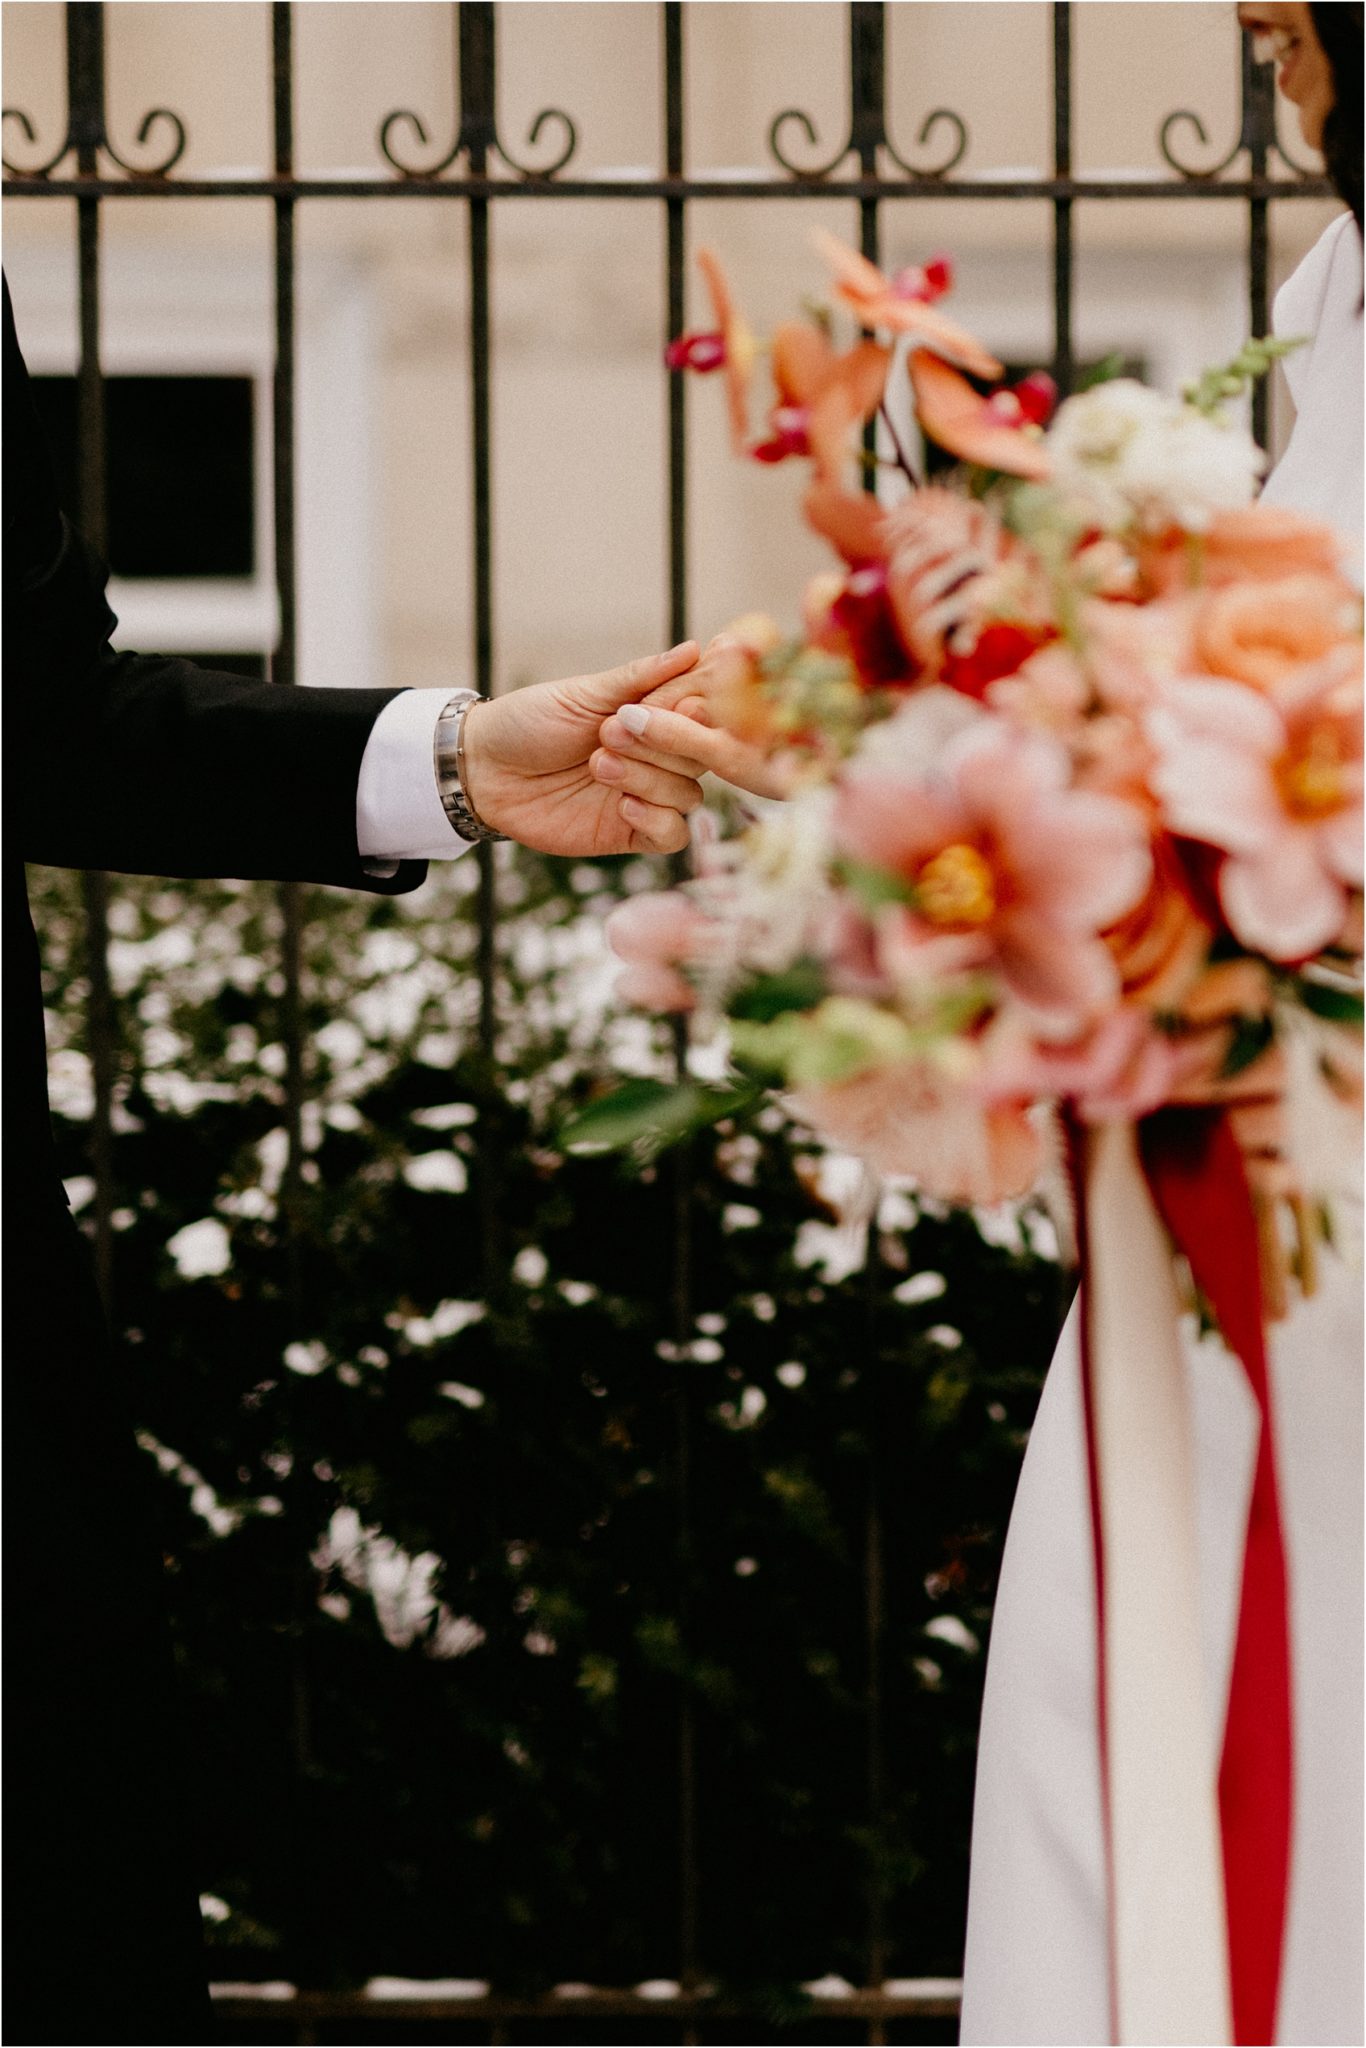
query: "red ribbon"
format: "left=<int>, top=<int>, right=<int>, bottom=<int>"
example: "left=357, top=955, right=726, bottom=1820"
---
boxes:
left=1139, top=1106, right=1294, bottom=2048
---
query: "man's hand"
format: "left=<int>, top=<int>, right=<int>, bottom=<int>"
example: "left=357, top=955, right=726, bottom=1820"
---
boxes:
left=460, top=643, right=705, bottom=855
left=594, top=637, right=799, bottom=802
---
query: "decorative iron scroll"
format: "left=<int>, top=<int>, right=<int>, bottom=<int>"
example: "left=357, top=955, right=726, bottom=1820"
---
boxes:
left=1160, top=29, right=1323, bottom=181
left=379, top=1, right=577, bottom=180
left=2, top=3, right=185, bottom=179
left=769, top=2, right=967, bottom=180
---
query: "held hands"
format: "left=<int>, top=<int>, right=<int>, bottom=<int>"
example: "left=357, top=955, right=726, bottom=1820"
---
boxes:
left=594, top=637, right=799, bottom=804
left=459, top=644, right=706, bottom=856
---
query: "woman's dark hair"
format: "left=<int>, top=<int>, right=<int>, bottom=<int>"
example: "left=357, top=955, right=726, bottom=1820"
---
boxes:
left=1309, top=1, right=1363, bottom=229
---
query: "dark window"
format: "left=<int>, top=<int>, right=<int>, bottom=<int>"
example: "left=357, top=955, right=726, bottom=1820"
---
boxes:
left=30, top=374, right=256, bottom=579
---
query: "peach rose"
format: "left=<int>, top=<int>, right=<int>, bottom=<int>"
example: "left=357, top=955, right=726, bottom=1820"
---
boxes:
left=1139, top=503, right=1345, bottom=597
left=1192, top=574, right=1360, bottom=695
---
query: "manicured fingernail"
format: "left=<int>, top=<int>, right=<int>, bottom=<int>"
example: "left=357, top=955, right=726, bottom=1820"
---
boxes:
left=594, top=750, right=625, bottom=782
left=621, top=796, right=647, bottom=823
left=618, top=704, right=651, bottom=736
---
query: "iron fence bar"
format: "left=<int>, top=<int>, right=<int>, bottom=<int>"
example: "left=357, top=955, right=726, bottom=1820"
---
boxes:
left=663, top=7, right=701, bottom=2027
left=70, top=4, right=117, bottom=1316
left=272, top=3, right=308, bottom=1306
left=1052, top=3, right=1074, bottom=397
left=4, top=172, right=1332, bottom=203
left=464, top=7, right=500, bottom=1080
left=269, top=0, right=325, bottom=1990
left=1244, top=35, right=1275, bottom=448
left=665, top=1, right=687, bottom=651
left=849, top=10, right=888, bottom=2039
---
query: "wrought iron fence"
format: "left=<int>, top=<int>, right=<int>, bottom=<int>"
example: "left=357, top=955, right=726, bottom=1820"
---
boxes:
left=4, top=5, right=1330, bottom=2041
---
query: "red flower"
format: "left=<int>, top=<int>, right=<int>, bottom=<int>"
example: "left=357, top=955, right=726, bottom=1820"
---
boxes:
left=831, top=566, right=921, bottom=691
left=940, top=622, right=1055, bottom=701
left=890, top=254, right=954, bottom=305
left=985, top=370, right=1058, bottom=430
left=665, top=332, right=727, bottom=373
left=752, top=403, right=815, bottom=464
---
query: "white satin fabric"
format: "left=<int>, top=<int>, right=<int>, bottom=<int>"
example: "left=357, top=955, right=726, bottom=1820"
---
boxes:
left=960, top=214, right=1365, bottom=2048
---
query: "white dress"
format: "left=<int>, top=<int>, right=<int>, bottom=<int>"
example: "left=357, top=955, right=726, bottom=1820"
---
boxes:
left=960, top=213, right=1365, bottom=2048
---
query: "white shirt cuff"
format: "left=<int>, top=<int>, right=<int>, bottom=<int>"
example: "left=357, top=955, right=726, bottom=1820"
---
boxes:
left=356, top=688, right=474, bottom=863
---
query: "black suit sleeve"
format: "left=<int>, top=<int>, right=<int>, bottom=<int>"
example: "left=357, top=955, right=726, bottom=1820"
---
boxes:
left=3, top=276, right=426, bottom=894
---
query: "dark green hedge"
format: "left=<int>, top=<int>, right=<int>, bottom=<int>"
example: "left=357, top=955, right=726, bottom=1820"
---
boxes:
left=30, top=851, right=1062, bottom=2003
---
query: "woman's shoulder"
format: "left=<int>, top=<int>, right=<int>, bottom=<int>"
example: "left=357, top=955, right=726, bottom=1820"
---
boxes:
left=1274, top=212, right=1362, bottom=345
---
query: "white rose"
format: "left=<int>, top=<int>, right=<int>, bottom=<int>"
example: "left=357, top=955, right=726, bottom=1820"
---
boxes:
left=1046, top=379, right=1265, bottom=533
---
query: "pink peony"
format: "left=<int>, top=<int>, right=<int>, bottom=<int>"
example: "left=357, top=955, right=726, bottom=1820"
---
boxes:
left=833, top=716, right=1152, bottom=1022
left=1149, top=648, right=1363, bottom=962
left=817, top=900, right=896, bottom=1000
left=607, top=890, right=714, bottom=1012
left=1082, top=593, right=1197, bottom=711
left=792, top=1060, right=1044, bottom=1205
left=986, top=1006, right=1183, bottom=1124
left=614, top=961, right=697, bottom=1013
left=987, top=643, right=1089, bottom=735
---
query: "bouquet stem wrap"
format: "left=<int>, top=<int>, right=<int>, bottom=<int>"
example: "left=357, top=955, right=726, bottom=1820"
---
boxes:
left=1072, top=1111, right=1293, bottom=2046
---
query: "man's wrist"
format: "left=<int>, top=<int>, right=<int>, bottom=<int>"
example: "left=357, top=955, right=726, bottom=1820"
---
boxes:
left=433, top=691, right=505, bottom=843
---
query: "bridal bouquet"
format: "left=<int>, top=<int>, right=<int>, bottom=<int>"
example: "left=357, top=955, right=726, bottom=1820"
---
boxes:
left=569, top=233, right=1361, bottom=2048
left=574, top=235, right=1362, bottom=1308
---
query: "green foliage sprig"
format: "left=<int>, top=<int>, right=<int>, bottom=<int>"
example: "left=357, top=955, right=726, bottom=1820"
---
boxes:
left=1181, top=334, right=1308, bottom=416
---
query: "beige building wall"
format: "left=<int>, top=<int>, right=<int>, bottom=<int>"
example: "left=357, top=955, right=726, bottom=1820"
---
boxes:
left=3, top=1, right=1342, bottom=701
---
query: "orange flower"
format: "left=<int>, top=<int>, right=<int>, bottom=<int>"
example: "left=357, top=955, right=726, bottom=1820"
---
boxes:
left=1138, top=503, right=1345, bottom=596
left=803, top=479, right=889, bottom=565
left=1103, top=841, right=1213, bottom=1011
left=1192, top=574, right=1361, bottom=694
left=703, top=628, right=785, bottom=746
left=754, top=321, right=891, bottom=480
left=696, top=247, right=759, bottom=451
left=813, top=230, right=1003, bottom=380
left=909, top=352, right=1053, bottom=481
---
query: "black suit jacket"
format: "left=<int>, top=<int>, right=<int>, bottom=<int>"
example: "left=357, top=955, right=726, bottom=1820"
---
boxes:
left=3, top=275, right=427, bottom=2044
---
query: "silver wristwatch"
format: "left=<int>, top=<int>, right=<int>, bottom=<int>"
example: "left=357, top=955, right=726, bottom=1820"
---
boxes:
left=433, top=690, right=505, bottom=844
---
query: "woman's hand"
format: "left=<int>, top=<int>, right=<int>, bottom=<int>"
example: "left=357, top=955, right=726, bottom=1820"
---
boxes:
left=594, top=637, right=799, bottom=803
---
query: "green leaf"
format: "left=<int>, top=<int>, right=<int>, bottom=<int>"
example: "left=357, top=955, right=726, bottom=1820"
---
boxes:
left=558, top=1077, right=760, bottom=1158
left=1297, top=977, right=1365, bottom=1026
left=730, top=959, right=829, bottom=1024
left=731, top=998, right=917, bottom=1091
left=1219, top=1012, right=1275, bottom=1080
left=1075, top=350, right=1129, bottom=392
left=834, top=859, right=916, bottom=912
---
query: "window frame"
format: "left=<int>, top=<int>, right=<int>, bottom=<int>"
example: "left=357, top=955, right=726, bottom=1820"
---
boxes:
left=6, top=237, right=380, bottom=689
